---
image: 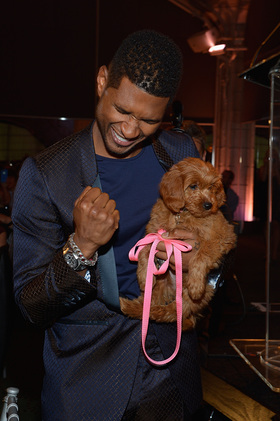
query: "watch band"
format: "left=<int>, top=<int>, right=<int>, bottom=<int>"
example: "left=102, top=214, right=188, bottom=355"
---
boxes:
left=63, top=243, right=87, bottom=271
left=68, top=233, right=98, bottom=267
left=63, top=234, right=98, bottom=271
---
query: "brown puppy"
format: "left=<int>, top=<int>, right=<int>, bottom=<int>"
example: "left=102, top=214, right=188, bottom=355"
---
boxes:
left=120, top=158, right=237, bottom=330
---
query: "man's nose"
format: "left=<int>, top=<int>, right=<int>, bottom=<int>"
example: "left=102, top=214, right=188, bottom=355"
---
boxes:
left=120, top=115, right=141, bottom=139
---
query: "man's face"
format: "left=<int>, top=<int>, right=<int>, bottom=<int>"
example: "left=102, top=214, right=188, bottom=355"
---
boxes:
left=93, top=67, right=169, bottom=159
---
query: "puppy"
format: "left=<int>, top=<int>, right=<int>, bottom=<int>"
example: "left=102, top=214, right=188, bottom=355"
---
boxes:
left=120, top=158, right=237, bottom=330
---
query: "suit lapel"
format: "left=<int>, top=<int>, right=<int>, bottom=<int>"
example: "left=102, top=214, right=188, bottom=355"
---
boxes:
left=152, top=133, right=174, bottom=170
left=92, top=174, right=120, bottom=311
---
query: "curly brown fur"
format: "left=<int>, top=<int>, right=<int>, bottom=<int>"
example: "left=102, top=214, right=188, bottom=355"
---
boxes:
left=120, top=158, right=237, bottom=330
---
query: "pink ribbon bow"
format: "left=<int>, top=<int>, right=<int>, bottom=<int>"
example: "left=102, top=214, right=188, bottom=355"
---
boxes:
left=129, top=229, right=192, bottom=366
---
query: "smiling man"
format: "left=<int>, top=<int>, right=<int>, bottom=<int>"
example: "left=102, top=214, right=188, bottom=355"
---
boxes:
left=93, top=74, right=168, bottom=157
left=13, top=30, right=202, bottom=420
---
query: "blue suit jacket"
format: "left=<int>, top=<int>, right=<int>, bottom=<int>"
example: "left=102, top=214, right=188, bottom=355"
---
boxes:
left=13, top=124, right=202, bottom=420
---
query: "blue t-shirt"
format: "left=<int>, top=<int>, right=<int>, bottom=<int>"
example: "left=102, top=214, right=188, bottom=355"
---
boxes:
left=96, top=144, right=165, bottom=298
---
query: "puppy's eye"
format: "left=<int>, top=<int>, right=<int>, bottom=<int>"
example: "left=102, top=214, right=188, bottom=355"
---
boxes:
left=189, top=184, right=198, bottom=190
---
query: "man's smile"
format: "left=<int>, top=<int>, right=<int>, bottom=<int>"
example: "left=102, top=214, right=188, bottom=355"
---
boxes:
left=111, top=127, right=140, bottom=146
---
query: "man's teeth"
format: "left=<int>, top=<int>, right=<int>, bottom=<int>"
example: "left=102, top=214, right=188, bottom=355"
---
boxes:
left=114, top=131, right=127, bottom=142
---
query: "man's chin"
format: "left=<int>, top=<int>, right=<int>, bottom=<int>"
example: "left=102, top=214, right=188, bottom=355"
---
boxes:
left=105, top=141, right=143, bottom=159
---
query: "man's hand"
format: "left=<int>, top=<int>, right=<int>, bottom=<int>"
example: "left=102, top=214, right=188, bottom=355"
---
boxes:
left=72, top=187, right=120, bottom=259
left=155, top=228, right=200, bottom=272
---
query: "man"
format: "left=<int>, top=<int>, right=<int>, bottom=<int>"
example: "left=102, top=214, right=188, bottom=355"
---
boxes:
left=221, top=169, right=239, bottom=222
left=13, top=30, right=202, bottom=420
left=182, top=120, right=208, bottom=162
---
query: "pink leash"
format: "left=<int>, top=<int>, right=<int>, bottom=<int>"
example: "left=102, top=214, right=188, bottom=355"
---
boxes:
left=129, top=229, right=192, bottom=366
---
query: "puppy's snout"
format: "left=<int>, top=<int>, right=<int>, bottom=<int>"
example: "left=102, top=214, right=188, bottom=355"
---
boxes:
left=203, top=202, right=212, bottom=210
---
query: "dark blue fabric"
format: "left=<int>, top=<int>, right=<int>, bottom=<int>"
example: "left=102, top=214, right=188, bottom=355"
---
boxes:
left=12, top=124, right=203, bottom=420
left=96, top=144, right=165, bottom=299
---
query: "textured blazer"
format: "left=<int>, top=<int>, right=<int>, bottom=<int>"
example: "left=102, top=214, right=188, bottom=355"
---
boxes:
left=13, top=124, right=202, bottom=420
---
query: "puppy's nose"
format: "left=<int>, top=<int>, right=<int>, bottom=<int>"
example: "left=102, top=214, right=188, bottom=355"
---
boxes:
left=203, top=202, right=212, bottom=210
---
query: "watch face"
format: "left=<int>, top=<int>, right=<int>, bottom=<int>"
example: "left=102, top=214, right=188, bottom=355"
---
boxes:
left=63, top=246, right=87, bottom=271
left=64, top=251, right=80, bottom=270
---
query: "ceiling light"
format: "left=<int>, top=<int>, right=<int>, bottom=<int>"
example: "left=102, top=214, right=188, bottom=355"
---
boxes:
left=208, top=44, right=226, bottom=55
left=187, top=28, right=219, bottom=54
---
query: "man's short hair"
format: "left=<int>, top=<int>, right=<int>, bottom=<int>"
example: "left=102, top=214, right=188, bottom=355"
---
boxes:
left=107, top=30, right=183, bottom=101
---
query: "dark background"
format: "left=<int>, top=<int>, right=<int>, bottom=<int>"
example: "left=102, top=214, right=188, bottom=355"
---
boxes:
left=0, top=0, right=279, bottom=122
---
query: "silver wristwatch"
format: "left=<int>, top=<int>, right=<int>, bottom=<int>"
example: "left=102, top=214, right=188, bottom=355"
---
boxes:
left=63, top=234, right=98, bottom=272
left=63, top=240, right=88, bottom=271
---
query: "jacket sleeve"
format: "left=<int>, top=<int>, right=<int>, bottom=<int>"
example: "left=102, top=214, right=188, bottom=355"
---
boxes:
left=12, top=157, right=97, bottom=329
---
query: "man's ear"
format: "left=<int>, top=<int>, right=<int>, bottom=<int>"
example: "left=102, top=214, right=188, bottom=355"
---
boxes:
left=96, top=65, right=108, bottom=97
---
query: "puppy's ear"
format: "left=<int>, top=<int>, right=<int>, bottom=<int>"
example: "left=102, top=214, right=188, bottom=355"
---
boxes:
left=159, top=169, right=186, bottom=212
left=216, top=179, right=226, bottom=207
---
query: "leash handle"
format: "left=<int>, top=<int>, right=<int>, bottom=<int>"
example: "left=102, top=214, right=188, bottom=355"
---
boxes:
left=129, top=230, right=192, bottom=366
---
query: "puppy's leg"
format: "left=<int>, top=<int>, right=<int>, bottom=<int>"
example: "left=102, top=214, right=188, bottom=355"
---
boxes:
left=187, top=248, right=215, bottom=300
left=187, top=235, right=235, bottom=301
left=148, top=301, right=177, bottom=324
left=148, top=291, right=195, bottom=331
left=147, top=278, right=192, bottom=325
left=120, top=295, right=144, bottom=319
left=219, top=224, right=237, bottom=256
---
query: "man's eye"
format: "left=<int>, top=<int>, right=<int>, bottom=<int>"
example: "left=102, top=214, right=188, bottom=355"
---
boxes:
left=143, top=120, right=158, bottom=125
left=116, top=108, right=128, bottom=115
